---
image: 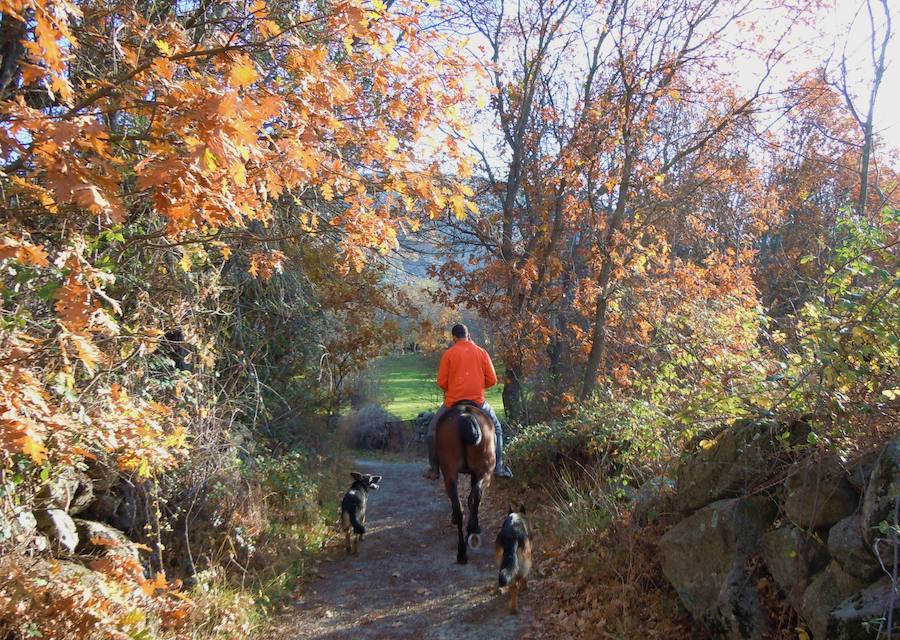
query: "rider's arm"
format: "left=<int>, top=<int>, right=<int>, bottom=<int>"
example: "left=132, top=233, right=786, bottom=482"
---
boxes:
left=437, top=351, right=450, bottom=391
left=482, top=350, right=498, bottom=389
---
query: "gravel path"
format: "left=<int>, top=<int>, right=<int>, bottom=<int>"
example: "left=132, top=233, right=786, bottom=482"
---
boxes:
left=272, top=459, right=532, bottom=640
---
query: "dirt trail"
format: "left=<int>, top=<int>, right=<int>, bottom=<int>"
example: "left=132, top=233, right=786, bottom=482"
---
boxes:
left=273, top=459, right=533, bottom=640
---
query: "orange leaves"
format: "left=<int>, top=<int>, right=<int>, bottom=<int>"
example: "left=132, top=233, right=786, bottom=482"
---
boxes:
left=249, top=251, right=286, bottom=280
left=229, top=55, right=259, bottom=88
left=8, top=0, right=81, bottom=103
left=97, top=384, right=186, bottom=476
left=54, top=262, right=96, bottom=333
left=65, top=332, right=103, bottom=374
left=140, top=571, right=169, bottom=597
left=0, top=368, right=62, bottom=465
left=0, top=236, right=49, bottom=267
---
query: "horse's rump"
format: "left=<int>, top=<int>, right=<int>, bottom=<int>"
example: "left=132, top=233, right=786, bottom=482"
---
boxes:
left=435, top=402, right=495, bottom=476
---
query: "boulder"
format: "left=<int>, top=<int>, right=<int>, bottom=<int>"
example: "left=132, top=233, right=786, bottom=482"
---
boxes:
left=676, top=419, right=782, bottom=513
left=31, top=534, right=50, bottom=552
left=827, top=514, right=882, bottom=582
left=83, top=491, right=123, bottom=524
left=861, top=436, right=900, bottom=548
left=83, top=483, right=147, bottom=534
left=847, top=450, right=880, bottom=494
left=762, top=525, right=829, bottom=601
left=799, top=561, right=870, bottom=639
left=16, top=510, right=37, bottom=536
left=35, top=509, right=79, bottom=555
left=73, top=519, right=140, bottom=563
left=659, top=496, right=777, bottom=638
left=784, top=456, right=859, bottom=529
left=828, top=577, right=899, bottom=639
left=37, top=468, right=94, bottom=515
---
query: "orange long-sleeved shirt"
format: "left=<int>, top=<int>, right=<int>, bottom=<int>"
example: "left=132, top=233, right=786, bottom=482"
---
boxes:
left=437, top=339, right=498, bottom=408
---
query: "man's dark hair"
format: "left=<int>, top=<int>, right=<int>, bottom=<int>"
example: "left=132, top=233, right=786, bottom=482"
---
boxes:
left=451, top=324, right=469, bottom=339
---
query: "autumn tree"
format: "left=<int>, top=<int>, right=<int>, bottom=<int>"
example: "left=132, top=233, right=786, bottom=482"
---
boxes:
left=0, top=0, right=477, bottom=633
left=432, top=0, right=820, bottom=417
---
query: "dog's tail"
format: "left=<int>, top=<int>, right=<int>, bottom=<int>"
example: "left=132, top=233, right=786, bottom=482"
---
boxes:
left=347, top=509, right=365, bottom=536
left=458, top=410, right=483, bottom=446
left=498, top=541, right=519, bottom=587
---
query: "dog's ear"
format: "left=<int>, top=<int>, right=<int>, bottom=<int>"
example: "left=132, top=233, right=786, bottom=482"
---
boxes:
left=519, top=503, right=527, bottom=515
left=350, top=471, right=364, bottom=482
left=508, top=504, right=514, bottom=515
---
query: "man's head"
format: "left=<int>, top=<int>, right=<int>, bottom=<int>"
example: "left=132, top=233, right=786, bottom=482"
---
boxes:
left=451, top=324, right=469, bottom=341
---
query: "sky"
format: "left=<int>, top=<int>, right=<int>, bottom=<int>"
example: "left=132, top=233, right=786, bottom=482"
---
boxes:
left=812, top=0, right=899, bottom=154
left=450, top=0, right=899, bottom=161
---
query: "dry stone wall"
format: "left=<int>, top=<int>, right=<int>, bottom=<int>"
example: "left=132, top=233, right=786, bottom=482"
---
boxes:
left=659, top=422, right=899, bottom=639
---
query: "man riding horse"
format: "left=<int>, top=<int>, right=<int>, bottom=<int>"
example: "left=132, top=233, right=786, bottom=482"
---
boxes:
left=423, top=323, right=513, bottom=480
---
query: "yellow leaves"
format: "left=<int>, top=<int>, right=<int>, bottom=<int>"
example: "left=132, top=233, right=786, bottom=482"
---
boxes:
left=8, top=175, right=58, bottom=213
left=20, top=436, right=48, bottom=465
left=450, top=194, right=466, bottom=219
left=118, top=609, right=146, bottom=627
left=202, top=147, right=218, bottom=172
left=321, top=183, right=335, bottom=201
left=229, top=55, right=259, bottom=88
left=154, top=39, right=173, bottom=56
left=385, top=135, right=400, bottom=154
left=67, top=332, right=104, bottom=374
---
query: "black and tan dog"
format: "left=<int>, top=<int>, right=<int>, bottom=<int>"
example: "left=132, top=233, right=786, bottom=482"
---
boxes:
left=495, top=505, right=533, bottom=613
left=340, top=472, right=381, bottom=554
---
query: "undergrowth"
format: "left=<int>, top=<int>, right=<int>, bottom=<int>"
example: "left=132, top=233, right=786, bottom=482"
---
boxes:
left=504, top=420, right=703, bottom=640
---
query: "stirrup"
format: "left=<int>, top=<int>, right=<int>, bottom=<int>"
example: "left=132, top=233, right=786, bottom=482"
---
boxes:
left=495, top=465, right=513, bottom=479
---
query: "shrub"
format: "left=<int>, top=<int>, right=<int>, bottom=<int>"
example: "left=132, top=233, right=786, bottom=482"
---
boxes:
left=339, top=404, right=399, bottom=450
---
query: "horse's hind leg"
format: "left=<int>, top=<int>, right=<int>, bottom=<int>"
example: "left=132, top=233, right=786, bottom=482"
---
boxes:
left=444, top=474, right=466, bottom=564
left=466, top=475, right=485, bottom=545
left=444, top=474, right=462, bottom=526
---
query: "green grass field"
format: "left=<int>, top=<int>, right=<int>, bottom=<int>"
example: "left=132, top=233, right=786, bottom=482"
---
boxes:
left=371, top=352, right=505, bottom=420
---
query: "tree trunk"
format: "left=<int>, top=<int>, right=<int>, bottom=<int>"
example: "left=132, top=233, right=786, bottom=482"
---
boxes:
left=502, top=366, right=525, bottom=424
left=579, top=146, right=634, bottom=400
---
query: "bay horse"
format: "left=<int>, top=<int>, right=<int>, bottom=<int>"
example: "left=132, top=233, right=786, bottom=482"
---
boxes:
left=434, top=401, right=496, bottom=564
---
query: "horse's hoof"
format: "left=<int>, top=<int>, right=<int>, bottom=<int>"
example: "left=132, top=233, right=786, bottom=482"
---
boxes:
left=467, top=533, right=481, bottom=549
left=457, top=555, right=468, bottom=564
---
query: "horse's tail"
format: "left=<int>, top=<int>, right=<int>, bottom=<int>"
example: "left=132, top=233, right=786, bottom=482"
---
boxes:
left=458, top=410, right=483, bottom=446
left=498, top=542, right=518, bottom=587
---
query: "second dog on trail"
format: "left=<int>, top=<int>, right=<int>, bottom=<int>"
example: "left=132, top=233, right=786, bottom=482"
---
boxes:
left=495, top=505, right=533, bottom=613
left=340, top=472, right=382, bottom=554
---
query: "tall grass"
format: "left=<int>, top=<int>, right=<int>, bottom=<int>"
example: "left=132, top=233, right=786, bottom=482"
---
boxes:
left=548, top=467, right=618, bottom=541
